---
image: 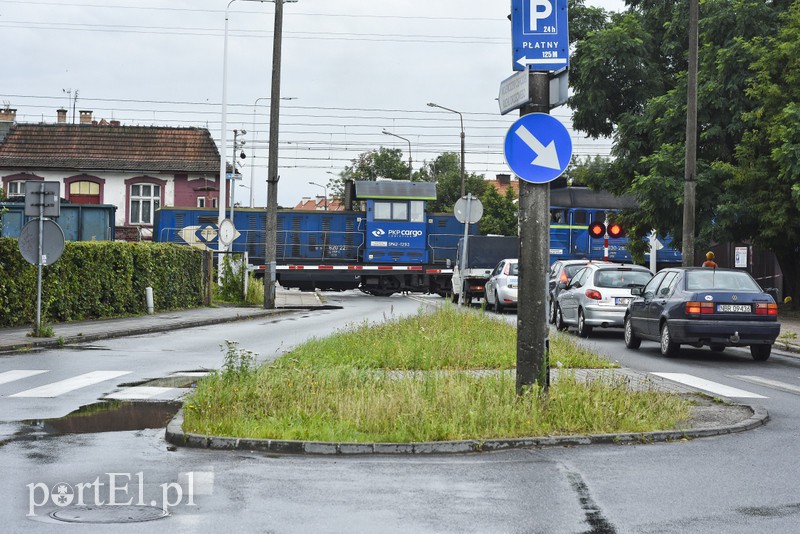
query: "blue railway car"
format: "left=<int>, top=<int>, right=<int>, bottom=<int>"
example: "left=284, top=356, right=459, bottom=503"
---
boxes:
left=548, top=188, right=681, bottom=267
left=0, top=202, right=116, bottom=241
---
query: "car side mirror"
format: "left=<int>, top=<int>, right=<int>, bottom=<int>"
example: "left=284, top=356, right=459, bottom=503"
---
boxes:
left=557, top=281, right=567, bottom=290
left=631, top=287, right=643, bottom=296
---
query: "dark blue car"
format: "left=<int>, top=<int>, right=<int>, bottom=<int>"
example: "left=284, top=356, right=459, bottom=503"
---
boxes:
left=623, top=267, right=780, bottom=360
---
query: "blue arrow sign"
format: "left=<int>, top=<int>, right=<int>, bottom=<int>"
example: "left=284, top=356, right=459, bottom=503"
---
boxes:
left=503, top=113, right=572, bottom=184
left=511, top=0, right=569, bottom=72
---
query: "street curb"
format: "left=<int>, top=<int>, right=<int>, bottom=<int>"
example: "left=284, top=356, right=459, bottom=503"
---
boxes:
left=0, top=307, right=333, bottom=355
left=165, top=403, right=769, bottom=456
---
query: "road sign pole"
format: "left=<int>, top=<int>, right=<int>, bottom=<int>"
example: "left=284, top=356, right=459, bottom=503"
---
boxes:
left=458, top=194, right=473, bottom=308
left=516, top=72, right=551, bottom=394
left=35, top=182, right=45, bottom=337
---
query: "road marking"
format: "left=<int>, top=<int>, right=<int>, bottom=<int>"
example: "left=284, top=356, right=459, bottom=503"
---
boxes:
left=731, top=375, right=800, bottom=396
left=0, top=370, right=49, bottom=385
left=9, top=371, right=131, bottom=398
left=104, top=387, right=180, bottom=400
left=650, top=373, right=768, bottom=399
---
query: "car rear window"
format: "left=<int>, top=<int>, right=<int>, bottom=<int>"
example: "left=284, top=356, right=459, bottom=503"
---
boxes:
left=508, top=263, right=519, bottom=275
left=593, top=269, right=652, bottom=288
left=564, top=264, right=585, bottom=278
left=686, top=270, right=761, bottom=291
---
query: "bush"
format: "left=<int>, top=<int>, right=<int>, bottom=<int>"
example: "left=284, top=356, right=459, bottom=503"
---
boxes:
left=0, top=238, right=204, bottom=327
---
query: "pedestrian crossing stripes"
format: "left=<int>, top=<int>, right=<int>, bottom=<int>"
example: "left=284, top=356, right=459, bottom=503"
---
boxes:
left=9, top=371, right=132, bottom=398
left=1, top=369, right=198, bottom=400
left=731, top=375, right=800, bottom=396
left=0, top=370, right=48, bottom=385
left=651, top=373, right=768, bottom=399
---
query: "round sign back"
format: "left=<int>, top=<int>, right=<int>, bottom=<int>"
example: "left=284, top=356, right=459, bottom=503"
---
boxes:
left=454, top=196, right=483, bottom=224
left=19, top=219, right=66, bottom=266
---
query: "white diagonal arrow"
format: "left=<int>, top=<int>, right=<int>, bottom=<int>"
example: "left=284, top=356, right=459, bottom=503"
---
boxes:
left=515, top=124, right=561, bottom=170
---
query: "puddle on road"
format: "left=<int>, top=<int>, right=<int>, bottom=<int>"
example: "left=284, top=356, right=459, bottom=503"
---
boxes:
left=24, top=401, right=182, bottom=435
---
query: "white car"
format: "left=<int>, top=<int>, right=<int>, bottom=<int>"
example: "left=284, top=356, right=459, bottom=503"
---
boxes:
left=485, top=259, right=518, bottom=313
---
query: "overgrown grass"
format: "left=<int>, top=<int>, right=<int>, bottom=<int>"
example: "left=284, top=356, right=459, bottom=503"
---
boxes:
left=183, top=305, right=690, bottom=442
left=286, top=304, right=614, bottom=370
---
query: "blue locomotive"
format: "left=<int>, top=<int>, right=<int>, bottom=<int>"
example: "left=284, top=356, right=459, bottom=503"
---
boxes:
left=153, top=182, right=681, bottom=296
left=154, top=180, right=473, bottom=295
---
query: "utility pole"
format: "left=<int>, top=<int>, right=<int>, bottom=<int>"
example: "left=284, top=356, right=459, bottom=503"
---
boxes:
left=515, top=73, right=551, bottom=394
left=264, top=0, right=289, bottom=309
left=682, top=0, right=699, bottom=266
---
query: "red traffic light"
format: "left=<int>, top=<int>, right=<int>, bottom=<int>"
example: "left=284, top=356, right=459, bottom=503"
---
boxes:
left=607, top=223, right=625, bottom=238
left=588, top=222, right=605, bottom=239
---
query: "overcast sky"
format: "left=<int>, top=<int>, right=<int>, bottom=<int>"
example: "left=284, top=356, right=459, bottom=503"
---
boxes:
left=0, top=0, right=625, bottom=207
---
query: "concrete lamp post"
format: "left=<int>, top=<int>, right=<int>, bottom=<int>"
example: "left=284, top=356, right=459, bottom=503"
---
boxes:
left=382, top=129, right=413, bottom=180
left=427, top=102, right=465, bottom=197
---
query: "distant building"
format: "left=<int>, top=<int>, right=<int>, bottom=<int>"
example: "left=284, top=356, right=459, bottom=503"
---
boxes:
left=0, top=108, right=221, bottom=240
left=488, top=173, right=519, bottom=197
left=293, top=195, right=344, bottom=211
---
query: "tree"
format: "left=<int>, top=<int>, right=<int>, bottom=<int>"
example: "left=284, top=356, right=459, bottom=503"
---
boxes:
left=417, top=152, right=486, bottom=213
left=718, top=2, right=800, bottom=305
left=479, top=184, right=518, bottom=237
left=329, top=147, right=411, bottom=199
left=569, top=0, right=792, bottom=267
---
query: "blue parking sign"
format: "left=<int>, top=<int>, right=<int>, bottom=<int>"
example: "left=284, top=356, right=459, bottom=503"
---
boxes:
left=503, top=113, right=572, bottom=184
left=511, top=0, right=569, bottom=71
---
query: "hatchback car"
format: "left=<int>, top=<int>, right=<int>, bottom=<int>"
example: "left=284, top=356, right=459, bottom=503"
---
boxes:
left=547, top=259, right=590, bottom=323
left=555, top=262, right=653, bottom=337
left=624, top=267, right=780, bottom=360
left=485, top=258, right=518, bottom=313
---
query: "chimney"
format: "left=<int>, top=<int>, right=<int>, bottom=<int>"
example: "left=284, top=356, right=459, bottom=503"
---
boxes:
left=497, top=173, right=511, bottom=185
left=57, top=108, right=68, bottom=123
left=79, top=110, right=93, bottom=125
left=0, top=108, right=17, bottom=122
left=110, top=120, right=121, bottom=127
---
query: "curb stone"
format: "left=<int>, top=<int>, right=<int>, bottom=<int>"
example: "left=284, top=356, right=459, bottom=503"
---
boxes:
left=165, top=403, right=769, bottom=456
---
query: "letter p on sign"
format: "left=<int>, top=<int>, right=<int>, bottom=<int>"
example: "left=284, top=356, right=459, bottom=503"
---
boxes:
left=529, top=0, right=553, bottom=31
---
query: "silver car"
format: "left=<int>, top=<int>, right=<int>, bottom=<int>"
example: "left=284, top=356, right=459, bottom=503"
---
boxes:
left=555, top=262, right=653, bottom=337
left=485, top=258, right=518, bottom=313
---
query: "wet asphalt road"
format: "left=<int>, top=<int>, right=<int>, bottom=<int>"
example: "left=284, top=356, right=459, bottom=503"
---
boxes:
left=3, top=292, right=800, bottom=532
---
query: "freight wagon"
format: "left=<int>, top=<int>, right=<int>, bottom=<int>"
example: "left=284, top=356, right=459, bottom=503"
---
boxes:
left=0, top=202, right=116, bottom=241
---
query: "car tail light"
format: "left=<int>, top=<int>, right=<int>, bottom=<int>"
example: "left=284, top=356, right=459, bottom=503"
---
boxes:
left=559, top=272, right=569, bottom=283
left=686, top=302, right=715, bottom=315
left=585, top=289, right=602, bottom=300
left=755, top=303, right=778, bottom=316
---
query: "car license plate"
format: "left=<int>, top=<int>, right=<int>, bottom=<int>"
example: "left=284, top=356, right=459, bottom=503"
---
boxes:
left=615, top=297, right=631, bottom=306
left=717, top=304, right=751, bottom=313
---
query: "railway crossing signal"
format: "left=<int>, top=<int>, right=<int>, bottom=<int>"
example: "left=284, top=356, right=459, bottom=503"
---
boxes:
left=588, top=222, right=625, bottom=239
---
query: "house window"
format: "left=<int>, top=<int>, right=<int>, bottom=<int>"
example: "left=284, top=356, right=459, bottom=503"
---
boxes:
left=130, top=184, right=161, bottom=225
left=212, top=198, right=218, bottom=209
left=69, top=180, right=101, bottom=204
left=7, top=181, right=24, bottom=196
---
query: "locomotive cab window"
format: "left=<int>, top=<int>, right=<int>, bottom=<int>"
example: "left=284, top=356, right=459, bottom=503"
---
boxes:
left=374, top=201, right=410, bottom=221
left=572, top=210, right=589, bottom=226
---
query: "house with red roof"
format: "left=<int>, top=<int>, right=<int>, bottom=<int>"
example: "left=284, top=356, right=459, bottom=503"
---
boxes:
left=0, top=108, right=220, bottom=239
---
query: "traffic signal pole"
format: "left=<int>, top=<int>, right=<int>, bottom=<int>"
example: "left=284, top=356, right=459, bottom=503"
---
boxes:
left=516, top=72, right=550, bottom=394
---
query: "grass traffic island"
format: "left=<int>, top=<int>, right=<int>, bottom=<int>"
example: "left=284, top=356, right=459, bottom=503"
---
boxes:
left=180, top=305, right=692, bottom=445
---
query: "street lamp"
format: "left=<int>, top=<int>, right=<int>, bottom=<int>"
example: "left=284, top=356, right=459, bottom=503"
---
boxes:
left=251, top=95, right=296, bottom=208
left=382, top=129, right=413, bottom=180
left=219, top=0, right=267, bottom=240
left=427, top=102, right=465, bottom=197
left=308, top=181, right=328, bottom=211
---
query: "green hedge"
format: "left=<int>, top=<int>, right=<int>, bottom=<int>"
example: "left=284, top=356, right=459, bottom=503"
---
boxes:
left=0, top=238, right=204, bottom=327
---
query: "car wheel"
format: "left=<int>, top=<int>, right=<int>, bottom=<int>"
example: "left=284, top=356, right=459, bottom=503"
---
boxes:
left=577, top=309, right=593, bottom=338
left=555, top=305, right=568, bottom=331
left=624, top=315, right=641, bottom=349
left=548, top=297, right=556, bottom=324
left=495, top=291, right=505, bottom=314
left=660, top=322, right=679, bottom=357
left=710, top=344, right=726, bottom=353
left=750, top=344, right=771, bottom=361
